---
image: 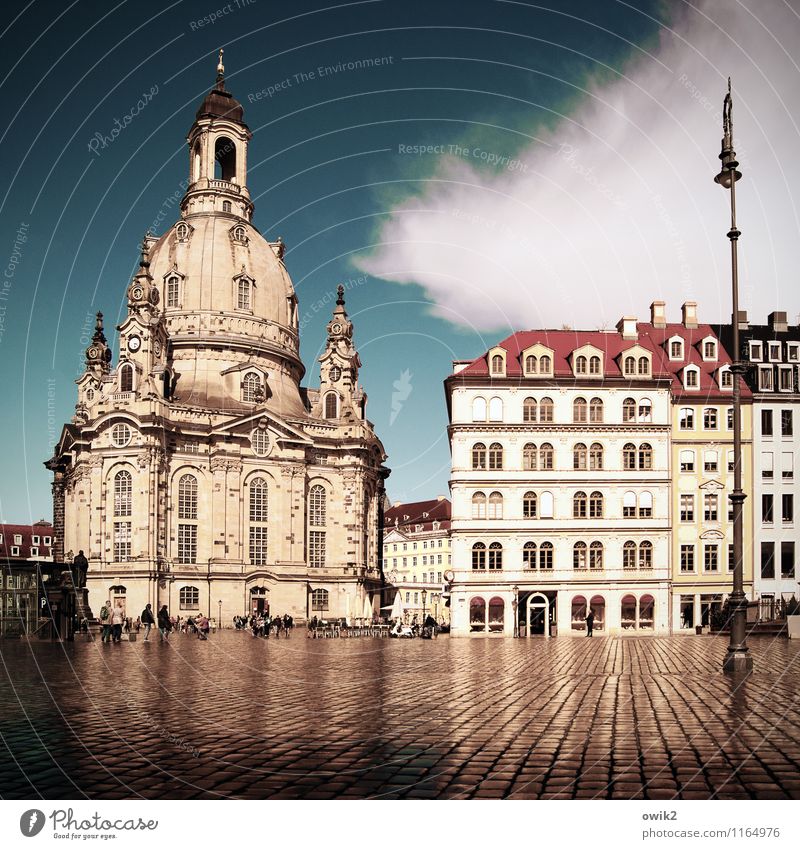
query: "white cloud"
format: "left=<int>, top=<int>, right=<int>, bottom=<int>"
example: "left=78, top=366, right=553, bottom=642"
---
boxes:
left=355, top=0, right=800, bottom=331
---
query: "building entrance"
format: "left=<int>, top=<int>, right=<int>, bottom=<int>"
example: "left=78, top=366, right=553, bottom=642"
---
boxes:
left=519, top=591, right=556, bottom=637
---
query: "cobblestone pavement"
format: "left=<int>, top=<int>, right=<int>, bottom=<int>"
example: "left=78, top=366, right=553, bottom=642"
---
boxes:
left=1, top=632, right=799, bottom=799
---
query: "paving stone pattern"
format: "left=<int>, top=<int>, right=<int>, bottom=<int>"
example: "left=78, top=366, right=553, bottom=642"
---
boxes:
left=1, top=633, right=799, bottom=799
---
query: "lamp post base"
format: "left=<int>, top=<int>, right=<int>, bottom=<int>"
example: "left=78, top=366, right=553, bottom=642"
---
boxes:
left=723, top=648, right=753, bottom=674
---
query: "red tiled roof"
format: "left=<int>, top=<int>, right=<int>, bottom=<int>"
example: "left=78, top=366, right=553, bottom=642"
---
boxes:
left=0, top=522, right=54, bottom=560
left=384, top=498, right=451, bottom=532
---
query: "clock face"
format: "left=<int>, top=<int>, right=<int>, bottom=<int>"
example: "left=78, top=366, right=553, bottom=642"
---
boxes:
left=87, top=346, right=98, bottom=360
left=331, top=322, right=342, bottom=334
left=131, top=286, right=144, bottom=301
left=127, top=335, right=141, bottom=353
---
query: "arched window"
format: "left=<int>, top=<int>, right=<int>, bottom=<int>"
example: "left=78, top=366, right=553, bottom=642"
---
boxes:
left=575, top=355, right=587, bottom=374
left=571, top=595, right=587, bottom=631
left=540, top=541, right=554, bottom=569
left=166, top=276, right=180, bottom=307
left=638, top=443, right=653, bottom=470
left=488, top=491, right=503, bottom=519
left=488, top=396, right=503, bottom=421
left=589, top=443, right=603, bottom=471
left=703, top=407, right=718, bottom=430
left=589, top=355, right=601, bottom=375
left=621, top=594, right=637, bottom=628
left=523, top=541, right=537, bottom=568
left=624, top=356, right=636, bottom=375
left=491, top=354, right=504, bottom=375
left=623, top=443, right=636, bottom=471
left=324, top=392, right=339, bottom=419
left=119, top=363, right=134, bottom=393
left=472, top=443, right=487, bottom=470
left=623, top=490, right=637, bottom=518
left=523, top=443, right=537, bottom=471
left=523, top=397, right=537, bottom=422
left=639, top=540, right=653, bottom=570
left=573, top=491, right=587, bottom=519
left=573, top=397, right=587, bottom=423
left=679, top=407, right=694, bottom=429
left=249, top=477, right=268, bottom=565
left=638, top=356, right=649, bottom=375
left=311, top=588, right=329, bottom=611
left=639, top=491, right=653, bottom=517
left=214, top=136, right=236, bottom=181
left=237, top=277, right=252, bottom=310
left=539, top=397, right=554, bottom=422
left=639, top=595, right=655, bottom=629
left=472, top=542, right=486, bottom=570
left=539, top=491, right=554, bottom=519
left=469, top=596, right=486, bottom=631
left=638, top=398, right=652, bottom=422
left=242, top=372, right=261, bottom=403
left=178, top=474, right=197, bottom=519
left=539, top=443, right=554, bottom=471
left=573, top=541, right=587, bottom=570
left=589, top=397, right=603, bottom=423
left=232, top=224, right=247, bottom=243
left=589, top=541, right=603, bottom=570
left=488, top=542, right=503, bottom=570
left=308, top=484, right=327, bottom=568
left=573, top=443, right=587, bottom=470
left=720, top=368, right=733, bottom=388
left=471, top=397, right=487, bottom=421
left=622, top=397, right=636, bottom=422
left=192, top=142, right=201, bottom=182
left=471, top=492, right=487, bottom=519
left=540, top=355, right=552, bottom=374
left=623, top=541, right=637, bottom=570
left=488, top=443, right=503, bottom=470
left=179, top=586, right=200, bottom=610
left=525, top=355, right=537, bottom=373
left=589, top=491, right=603, bottom=518
left=113, top=470, right=132, bottom=516
left=523, top=491, right=537, bottom=519
left=488, top=596, right=504, bottom=631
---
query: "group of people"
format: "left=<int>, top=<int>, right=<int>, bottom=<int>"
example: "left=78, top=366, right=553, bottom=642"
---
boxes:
left=98, top=602, right=210, bottom=642
left=242, top=612, right=294, bottom=638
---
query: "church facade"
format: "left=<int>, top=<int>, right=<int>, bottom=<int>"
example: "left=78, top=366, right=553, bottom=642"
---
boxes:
left=46, top=54, right=389, bottom=625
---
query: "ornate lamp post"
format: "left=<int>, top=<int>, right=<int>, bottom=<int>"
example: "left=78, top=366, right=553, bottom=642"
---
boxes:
left=421, top=588, right=427, bottom=623
left=512, top=585, right=519, bottom=638
left=714, top=78, right=753, bottom=673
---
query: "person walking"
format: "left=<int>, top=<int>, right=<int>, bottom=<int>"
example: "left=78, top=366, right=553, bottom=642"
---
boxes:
left=586, top=608, right=595, bottom=637
left=157, top=605, right=172, bottom=641
left=110, top=603, right=125, bottom=643
left=99, top=600, right=111, bottom=643
left=196, top=614, right=210, bottom=640
left=141, top=604, right=155, bottom=641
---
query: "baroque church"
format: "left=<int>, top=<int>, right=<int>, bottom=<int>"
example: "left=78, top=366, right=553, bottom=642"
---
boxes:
left=47, top=53, right=389, bottom=624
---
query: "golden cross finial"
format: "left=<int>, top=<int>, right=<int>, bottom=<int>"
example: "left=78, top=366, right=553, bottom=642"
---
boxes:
left=217, top=48, right=224, bottom=80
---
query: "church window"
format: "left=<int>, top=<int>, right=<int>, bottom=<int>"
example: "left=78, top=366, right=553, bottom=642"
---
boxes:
left=86, top=388, right=94, bottom=401
left=251, top=428, right=270, bottom=457
left=113, top=521, right=131, bottom=562
left=242, top=372, right=261, bottom=403
left=309, top=484, right=327, bottom=526
left=112, top=423, right=132, bottom=447
left=119, top=364, right=134, bottom=393
left=166, top=276, right=180, bottom=307
left=179, top=586, right=200, bottom=609
left=311, top=588, right=329, bottom=611
left=308, top=484, right=327, bottom=569
left=309, top=531, right=326, bottom=569
left=113, top=470, right=132, bottom=517
left=178, top=474, right=198, bottom=520
left=324, top=392, right=339, bottom=419
left=329, top=365, right=342, bottom=382
left=249, top=477, right=268, bottom=565
left=214, top=137, right=236, bottom=181
left=237, top=277, right=252, bottom=310
left=175, top=222, right=189, bottom=241
left=232, top=224, right=247, bottom=243
left=222, top=201, right=232, bottom=213
left=177, top=524, right=197, bottom=564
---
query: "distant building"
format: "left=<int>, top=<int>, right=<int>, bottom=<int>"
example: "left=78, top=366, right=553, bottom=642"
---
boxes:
left=0, top=521, right=54, bottom=636
left=0, top=520, right=54, bottom=561
left=382, top=497, right=451, bottom=623
left=715, top=310, right=799, bottom=606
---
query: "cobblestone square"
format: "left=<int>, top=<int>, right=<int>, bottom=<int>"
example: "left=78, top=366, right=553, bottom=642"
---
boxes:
left=1, top=633, right=799, bottom=799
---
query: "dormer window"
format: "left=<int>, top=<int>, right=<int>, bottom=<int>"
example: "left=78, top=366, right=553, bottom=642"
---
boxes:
left=788, top=343, right=799, bottom=362
left=236, top=276, right=252, bottom=310
left=540, top=355, right=551, bottom=374
left=589, top=355, right=601, bottom=375
left=749, top=342, right=762, bottom=361
left=624, top=356, right=636, bottom=376
left=575, top=355, right=587, bottom=374
left=669, top=338, right=684, bottom=360
left=242, top=371, right=263, bottom=403
left=166, top=275, right=180, bottom=308
left=490, top=354, right=504, bottom=375
left=702, top=338, right=718, bottom=361
left=769, top=343, right=781, bottom=361
left=759, top=367, right=773, bottom=391
left=175, top=222, right=191, bottom=241
left=637, top=356, right=650, bottom=376
left=684, top=366, right=700, bottom=389
left=231, top=224, right=248, bottom=245
left=525, top=355, right=537, bottom=374
left=719, top=367, right=733, bottom=389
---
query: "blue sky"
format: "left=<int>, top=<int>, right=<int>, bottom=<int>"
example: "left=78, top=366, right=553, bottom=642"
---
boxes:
left=2, top=0, right=798, bottom=521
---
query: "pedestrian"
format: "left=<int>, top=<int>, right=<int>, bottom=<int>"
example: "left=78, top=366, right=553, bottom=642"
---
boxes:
left=110, top=603, right=125, bottom=643
left=99, top=600, right=111, bottom=643
left=196, top=614, right=210, bottom=639
left=157, top=605, right=172, bottom=641
left=586, top=608, right=595, bottom=637
left=141, top=603, right=155, bottom=641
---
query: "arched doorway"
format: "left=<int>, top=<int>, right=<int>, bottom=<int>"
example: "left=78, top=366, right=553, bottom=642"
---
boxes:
left=621, top=594, right=637, bottom=630
left=525, top=592, right=551, bottom=638
left=250, top=586, right=268, bottom=616
left=469, top=596, right=486, bottom=632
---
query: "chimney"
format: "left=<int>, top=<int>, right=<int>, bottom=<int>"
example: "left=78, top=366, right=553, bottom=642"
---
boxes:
left=768, top=310, right=788, bottom=332
left=650, top=300, right=667, bottom=328
left=616, top=316, right=638, bottom=340
left=681, top=301, right=698, bottom=329
left=735, top=310, right=748, bottom=330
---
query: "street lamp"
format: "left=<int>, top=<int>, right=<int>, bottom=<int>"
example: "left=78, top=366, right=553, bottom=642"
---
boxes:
left=421, top=588, right=427, bottom=623
left=714, top=78, right=752, bottom=673
left=218, top=599, right=222, bottom=631
left=512, top=585, right=519, bottom=638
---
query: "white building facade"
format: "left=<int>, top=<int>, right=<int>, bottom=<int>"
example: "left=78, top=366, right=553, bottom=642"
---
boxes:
left=46, top=57, right=388, bottom=625
left=446, top=323, right=672, bottom=636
